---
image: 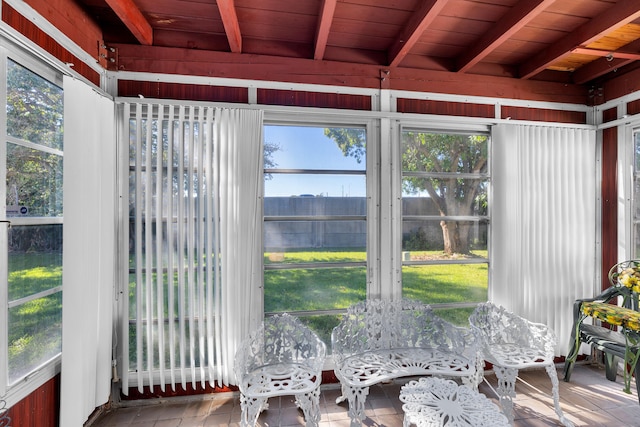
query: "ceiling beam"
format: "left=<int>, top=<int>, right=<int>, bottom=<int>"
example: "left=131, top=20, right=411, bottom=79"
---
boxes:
left=111, top=43, right=588, bottom=104
left=572, top=39, right=640, bottom=84
left=519, top=0, right=640, bottom=79
left=388, top=0, right=450, bottom=68
left=572, top=47, right=640, bottom=61
left=314, top=0, right=337, bottom=60
left=104, top=0, right=153, bottom=45
left=457, top=0, right=556, bottom=73
left=217, top=0, right=242, bottom=53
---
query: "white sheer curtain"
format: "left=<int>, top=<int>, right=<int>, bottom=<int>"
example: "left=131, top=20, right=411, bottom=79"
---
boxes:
left=214, top=108, right=264, bottom=385
left=121, top=104, right=263, bottom=394
left=491, top=124, right=597, bottom=355
left=60, top=76, right=115, bottom=425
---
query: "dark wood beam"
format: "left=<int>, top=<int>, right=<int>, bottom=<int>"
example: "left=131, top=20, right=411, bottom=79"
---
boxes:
left=388, top=0, right=450, bottom=68
left=217, top=0, right=242, bottom=53
left=111, top=43, right=588, bottom=104
left=519, top=0, right=640, bottom=79
left=314, top=0, right=337, bottom=60
left=457, top=0, right=556, bottom=73
left=572, top=39, right=640, bottom=84
left=104, top=0, right=153, bottom=45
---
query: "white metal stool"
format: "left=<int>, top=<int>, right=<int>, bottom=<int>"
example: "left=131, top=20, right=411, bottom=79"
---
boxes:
left=399, top=377, right=509, bottom=427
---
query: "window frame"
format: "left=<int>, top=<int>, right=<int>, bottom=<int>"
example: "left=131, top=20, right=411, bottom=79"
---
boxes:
left=0, top=41, right=64, bottom=406
left=395, top=124, right=491, bottom=309
left=261, top=115, right=380, bottom=315
left=631, top=126, right=640, bottom=260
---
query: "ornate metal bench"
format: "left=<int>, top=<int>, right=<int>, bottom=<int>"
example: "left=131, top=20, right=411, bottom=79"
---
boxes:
left=331, top=299, right=480, bottom=427
left=564, top=260, right=640, bottom=401
left=234, top=313, right=326, bottom=427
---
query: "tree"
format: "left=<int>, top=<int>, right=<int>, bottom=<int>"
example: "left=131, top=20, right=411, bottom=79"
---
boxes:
left=6, top=60, right=64, bottom=218
left=325, top=128, right=487, bottom=255
left=263, top=141, right=279, bottom=180
left=403, top=132, right=487, bottom=255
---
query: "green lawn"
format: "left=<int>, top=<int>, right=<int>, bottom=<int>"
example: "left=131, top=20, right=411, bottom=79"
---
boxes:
left=8, top=252, right=62, bottom=382
left=8, top=248, right=488, bottom=374
left=264, top=249, right=488, bottom=335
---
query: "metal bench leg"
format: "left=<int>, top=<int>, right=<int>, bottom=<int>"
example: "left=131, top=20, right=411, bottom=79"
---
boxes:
left=343, top=385, right=369, bottom=427
left=239, top=394, right=267, bottom=427
left=295, top=388, right=321, bottom=427
left=493, top=365, right=517, bottom=424
left=545, top=363, right=574, bottom=427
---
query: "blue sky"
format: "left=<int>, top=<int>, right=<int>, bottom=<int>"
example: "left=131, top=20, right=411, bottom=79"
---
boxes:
left=264, top=125, right=366, bottom=197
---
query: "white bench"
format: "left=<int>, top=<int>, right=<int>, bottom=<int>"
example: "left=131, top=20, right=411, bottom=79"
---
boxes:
left=331, top=299, right=481, bottom=426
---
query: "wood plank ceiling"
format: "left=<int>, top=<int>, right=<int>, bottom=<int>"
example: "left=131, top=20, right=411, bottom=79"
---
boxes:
left=77, top=0, right=640, bottom=87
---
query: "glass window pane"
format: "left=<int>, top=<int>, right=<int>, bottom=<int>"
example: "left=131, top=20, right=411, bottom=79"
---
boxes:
left=265, top=220, right=366, bottom=252
left=401, top=131, right=488, bottom=174
left=8, top=225, right=63, bottom=301
left=265, top=174, right=366, bottom=198
left=264, top=266, right=366, bottom=313
left=635, top=177, right=640, bottom=220
left=265, top=125, right=365, bottom=170
left=6, top=143, right=63, bottom=217
left=265, top=248, right=365, bottom=265
left=402, top=264, right=488, bottom=304
left=6, top=60, right=63, bottom=149
left=402, top=220, right=487, bottom=254
left=264, top=124, right=368, bottom=325
left=402, top=178, right=488, bottom=213
left=8, top=291, right=62, bottom=383
left=635, top=131, right=640, bottom=172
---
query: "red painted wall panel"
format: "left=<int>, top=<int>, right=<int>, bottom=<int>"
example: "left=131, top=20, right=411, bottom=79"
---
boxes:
left=6, top=375, right=60, bottom=427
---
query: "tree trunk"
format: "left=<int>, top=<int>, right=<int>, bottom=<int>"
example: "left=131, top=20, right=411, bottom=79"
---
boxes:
left=440, top=220, right=472, bottom=255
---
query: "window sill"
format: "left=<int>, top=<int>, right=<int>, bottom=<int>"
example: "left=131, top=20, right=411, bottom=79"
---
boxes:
left=3, top=354, right=61, bottom=408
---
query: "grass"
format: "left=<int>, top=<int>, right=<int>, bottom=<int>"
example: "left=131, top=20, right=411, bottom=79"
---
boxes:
left=263, top=249, right=488, bottom=337
left=7, top=252, right=62, bottom=382
left=8, top=249, right=487, bottom=374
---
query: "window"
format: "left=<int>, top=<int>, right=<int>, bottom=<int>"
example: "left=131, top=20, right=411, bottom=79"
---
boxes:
left=400, top=129, right=489, bottom=324
left=3, top=58, right=63, bottom=386
left=634, top=130, right=640, bottom=256
left=263, top=124, right=367, bottom=344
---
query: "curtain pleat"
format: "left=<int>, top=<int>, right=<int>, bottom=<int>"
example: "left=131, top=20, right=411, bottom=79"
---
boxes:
left=124, top=104, right=263, bottom=394
left=60, top=77, right=115, bottom=425
left=491, top=124, right=596, bottom=355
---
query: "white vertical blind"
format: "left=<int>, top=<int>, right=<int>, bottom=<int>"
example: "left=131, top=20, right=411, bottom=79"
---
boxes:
left=60, top=76, right=115, bottom=425
left=491, top=124, right=597, bottom=355
left=121, top=104, right=263, bottom=393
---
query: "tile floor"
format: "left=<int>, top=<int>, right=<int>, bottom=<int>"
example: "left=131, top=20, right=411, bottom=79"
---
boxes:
left=88, top=363, right=640, bottom=426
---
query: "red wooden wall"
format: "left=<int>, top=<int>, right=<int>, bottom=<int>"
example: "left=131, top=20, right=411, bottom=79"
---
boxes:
left=5, top=376, right=60, bottom=427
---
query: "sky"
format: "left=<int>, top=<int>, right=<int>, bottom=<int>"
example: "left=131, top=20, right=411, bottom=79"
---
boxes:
left=263, top=125, right=367, bottom=197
